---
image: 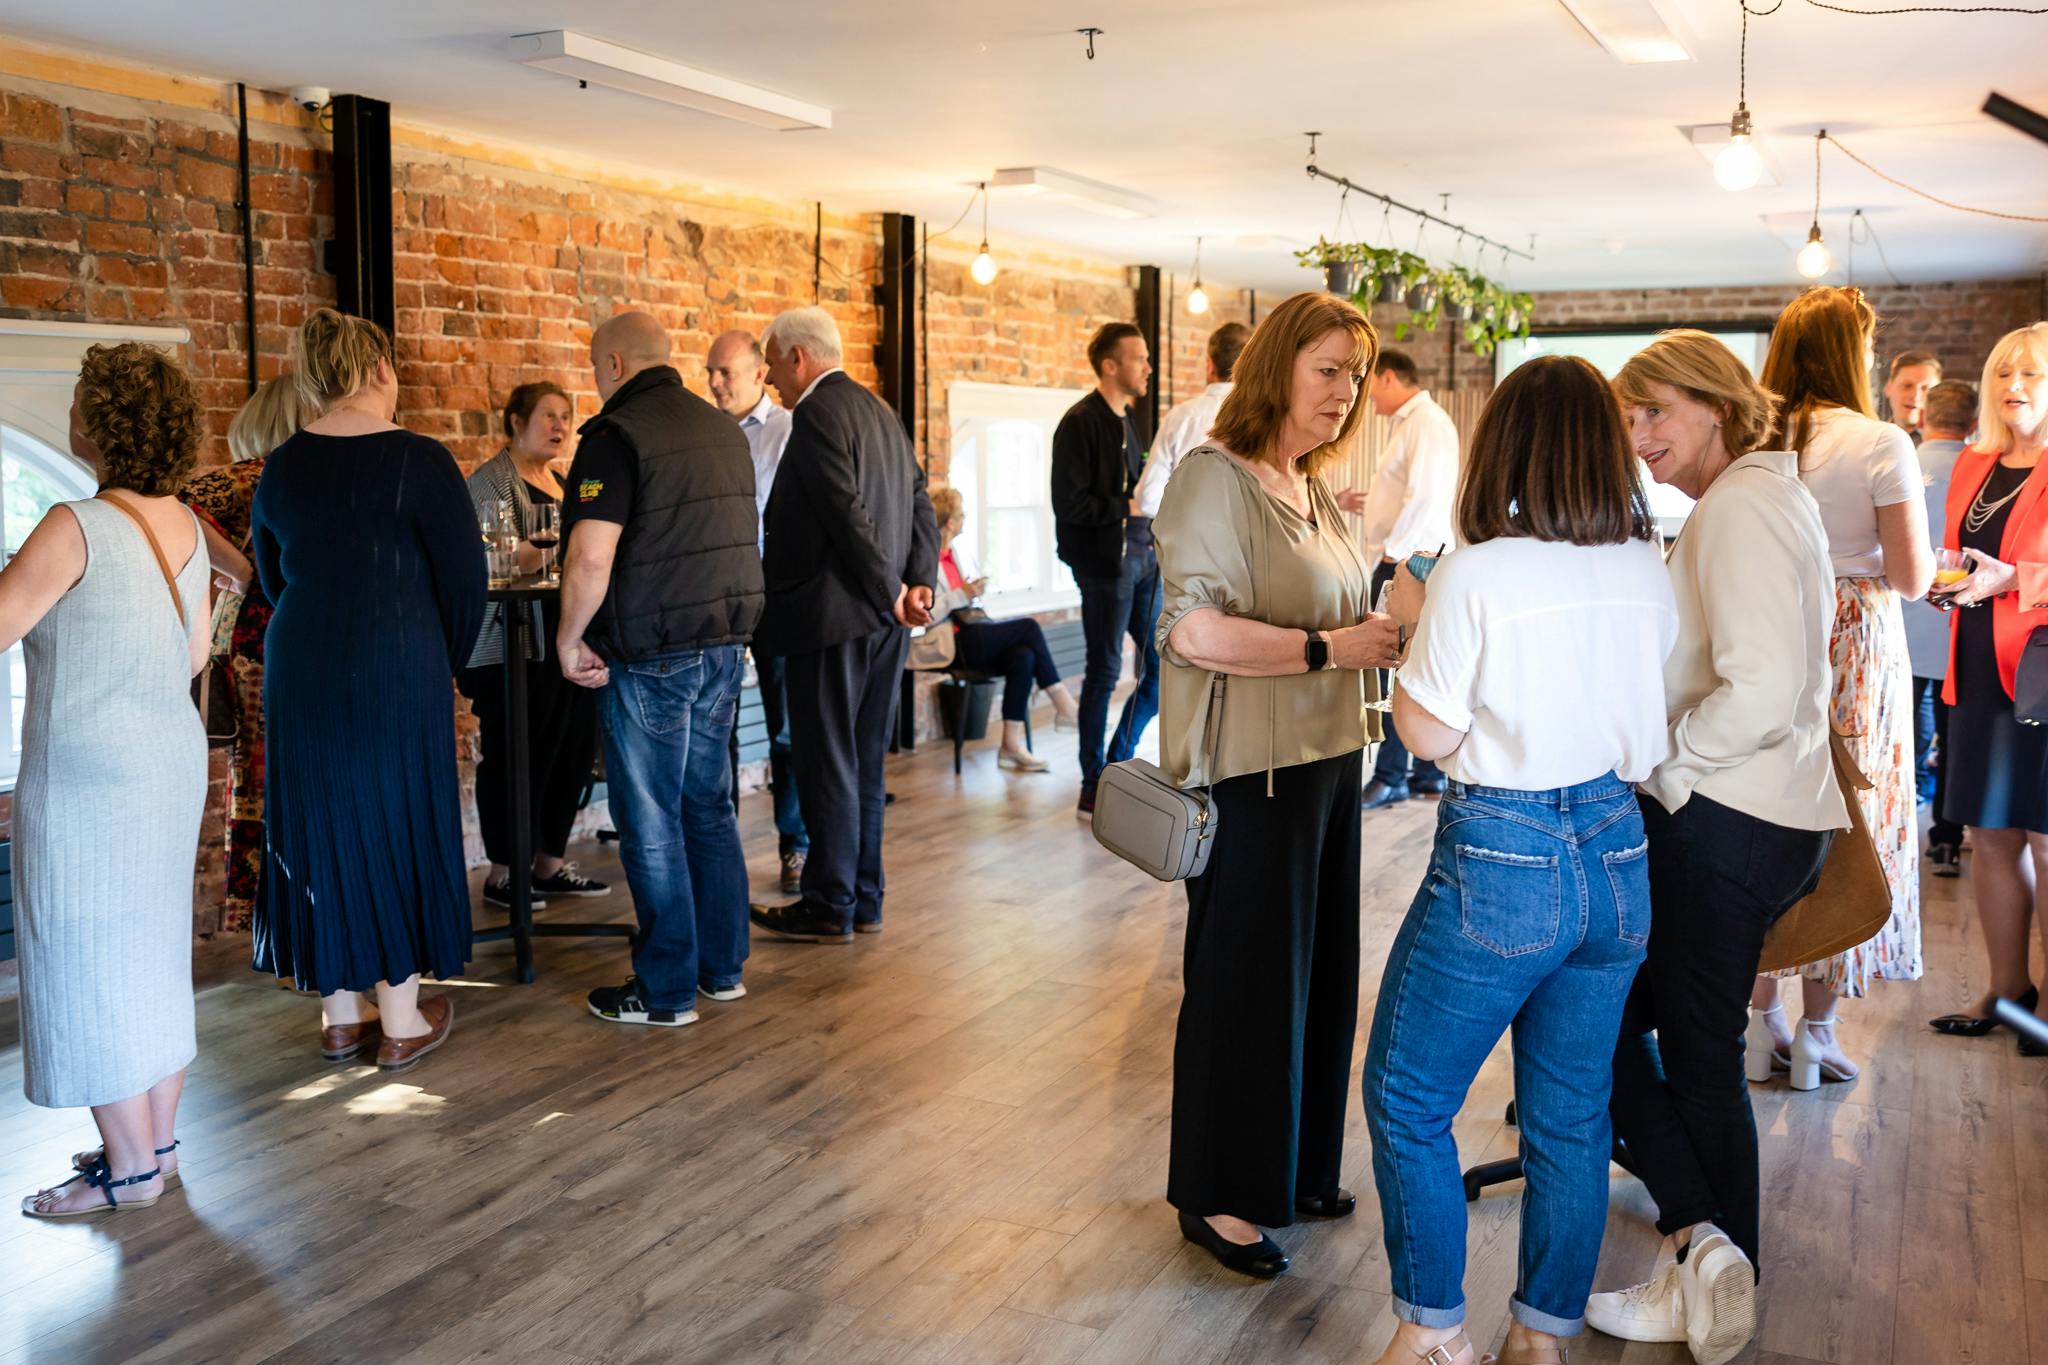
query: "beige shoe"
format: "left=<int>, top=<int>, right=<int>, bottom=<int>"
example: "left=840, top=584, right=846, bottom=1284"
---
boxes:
left=997, top=747, right=1049, bottom=772
left=1678, top=1225, right=1756, bottom=1365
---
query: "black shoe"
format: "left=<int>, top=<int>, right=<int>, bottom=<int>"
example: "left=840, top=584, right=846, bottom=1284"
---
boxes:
left=587, top=977, right=697, bottom=1027
left=1928, top=842, right=1962, bottom=878
left=779, top=850, right=806, bottom=896
left=854, top=918, right=883, bottom=935
left=2022, top=1035, right=2048, bottom=1058
left=1360, top=779, right=1409, bottom=811
left=1077, top=789, right=1096, bottom=819
left=749, top=902, right=854, bottom=944
left=1931, top=984, right=2038, bottom=1036
left=1177, top=1211, right=1288, bottom=1279
left=482, top=878, right=546, bottom=910
left=1293, top=1188, right=1357, bottom=1219
left=1409, top=776, right=1446, bottom=797
left=533, top=863, right=609, bottom=898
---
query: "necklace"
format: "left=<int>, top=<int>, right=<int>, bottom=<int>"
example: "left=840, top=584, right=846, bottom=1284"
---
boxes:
left=1963, top=467, right=2027, bottom=535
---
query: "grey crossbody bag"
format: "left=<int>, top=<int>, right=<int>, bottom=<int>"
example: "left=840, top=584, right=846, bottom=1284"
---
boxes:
left=1090, top=675, right=1225, bottom=881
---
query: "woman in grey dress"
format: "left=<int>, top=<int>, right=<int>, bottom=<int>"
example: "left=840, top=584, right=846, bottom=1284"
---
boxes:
left=9, top=343, right=210, bottom=1218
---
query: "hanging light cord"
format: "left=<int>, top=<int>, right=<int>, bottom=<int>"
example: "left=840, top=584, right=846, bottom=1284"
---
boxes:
left=1800, top=0, right=2047, bottom=12
left=815, top=183, right=985, bottom=285
left=1849, top=211, right=1906, bottom=286
left=1738, top=0, right=1786, bottom=108
left=1823, top=132, right=2048, bottom=222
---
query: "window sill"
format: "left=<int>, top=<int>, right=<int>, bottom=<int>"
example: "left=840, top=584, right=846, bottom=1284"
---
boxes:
left=980, top=588, right=1081, bottom=618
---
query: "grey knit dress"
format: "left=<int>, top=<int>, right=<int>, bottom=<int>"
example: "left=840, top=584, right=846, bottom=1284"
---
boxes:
left=15, top=498, right=208, bottom=1108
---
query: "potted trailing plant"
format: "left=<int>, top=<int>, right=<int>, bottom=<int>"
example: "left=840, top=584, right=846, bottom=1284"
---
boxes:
left=1439, top=265, right=1483, bottom=324
left=1296, top=238, right=1370, bottom=296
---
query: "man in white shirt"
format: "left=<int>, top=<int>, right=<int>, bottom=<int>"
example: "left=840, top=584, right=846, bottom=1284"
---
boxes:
left=1334, top=349, right=1460, bottom=809
left=1882, top=348, right=1941, bottom=443
left=706, top=328, right=806, bottom=892
left=1132, top=322, right=1249, bottom=518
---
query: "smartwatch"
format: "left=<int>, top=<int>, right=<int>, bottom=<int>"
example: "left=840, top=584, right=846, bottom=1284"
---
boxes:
left=1305, top=631, right=1330, bottom=672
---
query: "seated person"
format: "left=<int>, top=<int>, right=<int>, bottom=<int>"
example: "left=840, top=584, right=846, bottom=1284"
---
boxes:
left=930, top=487, right=1080, bottom=772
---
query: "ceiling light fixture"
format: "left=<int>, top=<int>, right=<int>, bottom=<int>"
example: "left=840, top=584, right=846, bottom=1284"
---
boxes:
left=1712, top=0, right=1763, bottom=190
left=1684, top=120, right=1780, bottom=188
left=507, top=31, right=832, bottom=131
left=970, top=183, right=998, bottom=286
left=989, top=166, right=1156, bottom=220
left=1186, top=237, right=1209, bottom=315
left=1796, top=130, right=1833, bottom=278
left=1555, top=0, right=1694, bottom=63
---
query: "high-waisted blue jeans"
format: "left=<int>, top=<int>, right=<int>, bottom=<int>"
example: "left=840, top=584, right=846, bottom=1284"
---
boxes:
left=1365, top=773, right=1650, bottom=1337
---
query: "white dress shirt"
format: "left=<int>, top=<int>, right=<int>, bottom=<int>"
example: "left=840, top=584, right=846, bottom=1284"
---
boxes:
left=738, top=392, right=794, bottom=532
left=1641, top=450, right=1850, bottom=833
left=1359, top=389, right=1460, bottom=566
left=1133, top=382, right=1231, bottom=518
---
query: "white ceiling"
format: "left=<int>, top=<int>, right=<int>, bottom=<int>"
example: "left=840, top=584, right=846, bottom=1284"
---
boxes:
left=3, top=0, right=2045, bottom=294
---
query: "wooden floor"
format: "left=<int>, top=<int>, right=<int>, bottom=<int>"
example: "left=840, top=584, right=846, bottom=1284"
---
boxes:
left=1, top=724, right=2042, bottom=1364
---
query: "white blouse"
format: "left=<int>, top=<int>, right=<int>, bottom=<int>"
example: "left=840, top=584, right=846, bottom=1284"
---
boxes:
left=1796, top=406, right=1921, bottom=578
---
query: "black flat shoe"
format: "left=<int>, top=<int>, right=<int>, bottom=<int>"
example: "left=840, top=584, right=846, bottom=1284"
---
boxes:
left=2021, top=1036, right=2048, bottom=1058
left=1931, top=985, right=2039, bottom=1036
left=1361, top=779, right=1409, bottom=811
left=1177, top=1211, right=1288, bottom=1279
left=1294, top=1188, right=1357, bottom=1219
left=749, top=902, right=854, bottom=944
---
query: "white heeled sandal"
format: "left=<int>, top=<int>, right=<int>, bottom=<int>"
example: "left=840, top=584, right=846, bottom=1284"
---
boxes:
left=997, top=748, right=1049, bottom=773
left=1743, top=1003, right=1790, bottom=1083
left=1788, top=1014, right=1858, bottom=1090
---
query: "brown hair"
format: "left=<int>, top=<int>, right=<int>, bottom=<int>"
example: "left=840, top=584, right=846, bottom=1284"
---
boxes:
left=502, top=381, right=571, bottom=440
left=1459, top=354, right=1653, bottom=547
left=1888, top=348, right=1941, bottom=379
left=1760, top=285, right=1877, bottom=457
left=294, top=307, right=395, bottom=414
left=227, top=372, right=307, bottom=463
left=1207, top=322, right=1250, bottom=382
left=1086, top=321, right=1143, bottom=376
left=1613, top=328, right=1781, bottom=460
left=75, top=343, right=204, bottom=497
left=1209, top=292, right=1378, bottom=479
left=930, top=485, right=964, bottom=528
left=1922, top=379, right=1977, bottom=437
left=1374, top=348, right=1420, bottom=386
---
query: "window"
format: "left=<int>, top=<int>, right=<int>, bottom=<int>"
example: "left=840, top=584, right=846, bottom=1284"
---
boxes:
left=0, top=318, right=189, bottom=788
left=946, top=380, right=1087, bottom=616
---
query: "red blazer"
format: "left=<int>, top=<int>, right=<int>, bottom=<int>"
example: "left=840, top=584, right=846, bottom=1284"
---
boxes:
left=1944, top=446, right=2048, bottom=705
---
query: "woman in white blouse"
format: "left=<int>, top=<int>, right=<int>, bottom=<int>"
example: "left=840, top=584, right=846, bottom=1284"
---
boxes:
left=1751, top=287, right=1933, bottom=1084
left=1369, top=355, right=1677, bottom=1365
left=1587, top=330, right=1848, bottom=1363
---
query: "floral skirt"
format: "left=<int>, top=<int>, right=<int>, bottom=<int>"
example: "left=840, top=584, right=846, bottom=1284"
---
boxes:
left=1776, top=576, right=1922, bottom=996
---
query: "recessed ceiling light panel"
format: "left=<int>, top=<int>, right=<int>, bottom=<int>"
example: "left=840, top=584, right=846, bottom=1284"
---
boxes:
left=989, top=166, right=1156, bottom=220
left=508, top=30, right=832, bottom=132
left=1556, top=0, right=1694, bottom=63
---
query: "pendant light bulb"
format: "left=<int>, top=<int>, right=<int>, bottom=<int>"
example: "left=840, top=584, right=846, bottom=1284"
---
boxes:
left=1187, top=282, right=1209, bottom=315
left=970, top=243, right=997, bottom=285
left=1714, top=104, right=1763, bottom=191
left=1795, top=223, right=1832, bottom=279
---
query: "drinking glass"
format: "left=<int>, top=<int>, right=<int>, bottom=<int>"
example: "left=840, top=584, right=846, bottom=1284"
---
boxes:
left=1366, top=577, right=1396, bottom=712
left=531, top=503, right=562, bottom=584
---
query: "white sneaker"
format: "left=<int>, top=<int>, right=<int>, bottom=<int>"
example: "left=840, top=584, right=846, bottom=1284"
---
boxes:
left=1585, top=1251, right=1685, bottom=1343
left=1679, top=1224, right=1757, bottom=1365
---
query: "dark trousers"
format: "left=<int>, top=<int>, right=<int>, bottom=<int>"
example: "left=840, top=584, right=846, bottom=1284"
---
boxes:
left=1075, top=548, right=1161, bottom=793
left=1168, top=748, right=1363, bottom=1228
left=1609, top=793, right=1831, bottom=1270
left=1370, top=560, right=1440, bottom=791
left=954, top=617, right=1062, bottom=722
left=1913, top=675, right=1963, bottom=847
left=756, top=651, right=809, bottom=855
left=786, top=625, right=909, bottom=932
left=459, top=659, right=600, bottom=867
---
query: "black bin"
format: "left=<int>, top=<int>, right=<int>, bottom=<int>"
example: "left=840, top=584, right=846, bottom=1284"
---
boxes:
left=937, top=676, right=997, bottom=742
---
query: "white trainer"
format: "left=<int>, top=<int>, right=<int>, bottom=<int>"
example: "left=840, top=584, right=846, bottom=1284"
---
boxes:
left=1679, top=1224, right=1757, bottom=1365
left=1585, top=1250, right=1686, bottom=1343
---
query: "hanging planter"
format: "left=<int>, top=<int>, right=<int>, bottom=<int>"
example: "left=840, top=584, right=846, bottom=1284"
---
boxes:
left=1375, top=276, right=1402, bottom=304
left=1324, top=260, right=1365, bottom=296
left=1405, top=281, right=1438, bottom=313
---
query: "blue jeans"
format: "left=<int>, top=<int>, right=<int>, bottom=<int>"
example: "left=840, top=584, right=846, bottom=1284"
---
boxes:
left=754, top=651, right=808, bottom=855
left=1365, top=774, right=1650, bottom=1337
left=1075, top=548, right=1161, bottom=792
left=598, top=643, right=751, bottom=1006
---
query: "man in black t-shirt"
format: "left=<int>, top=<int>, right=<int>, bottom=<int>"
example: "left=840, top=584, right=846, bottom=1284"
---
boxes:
left=1050, top=321, right=1160, bottom=817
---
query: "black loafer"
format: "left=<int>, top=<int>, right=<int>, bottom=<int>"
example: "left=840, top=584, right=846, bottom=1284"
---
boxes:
left=1177, top=1211, right=1288, bottom=1279
left=1931, top=985, right=2039, bottom=1037
left=1294, top=1188, right=1357, bottom=1219
left=749, top=902, right=854, bottom=944
left=1360, top=779, right=1409, bottom=811
left=1409, top=777, right=1446, bottom=797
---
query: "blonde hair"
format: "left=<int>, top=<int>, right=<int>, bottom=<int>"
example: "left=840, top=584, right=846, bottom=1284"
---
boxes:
left=1760, top=286, right=1877, bottom=456
left=930, top=485, right=964, bottom=527
left=228, top=373, right=307, bottom=462
left=1978, top=323, right=2048, bottom=453
left=1208, top=292, right=1378, bottom=478
left=294, top=307, right=394, bottom=413
left=1614, top=329, right=1782, bottom=459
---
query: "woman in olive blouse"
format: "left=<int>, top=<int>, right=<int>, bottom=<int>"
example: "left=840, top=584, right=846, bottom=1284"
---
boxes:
left=1153, top=291, right=1402, bottom=1279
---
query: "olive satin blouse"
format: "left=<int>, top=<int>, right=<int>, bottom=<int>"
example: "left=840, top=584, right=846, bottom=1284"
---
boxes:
left=1153, top=445, right=1380, bottom=790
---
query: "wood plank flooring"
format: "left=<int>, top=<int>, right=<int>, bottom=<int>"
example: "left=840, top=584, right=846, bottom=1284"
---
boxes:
left=0, top=722, right=2036, bottom=1364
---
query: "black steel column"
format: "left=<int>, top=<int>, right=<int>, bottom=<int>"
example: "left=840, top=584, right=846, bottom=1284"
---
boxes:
left=1132, top=264, right=1162, bottom=445
left=876, top=212, right=919, bottom=442
left=329, top=94, right=394, bottom=336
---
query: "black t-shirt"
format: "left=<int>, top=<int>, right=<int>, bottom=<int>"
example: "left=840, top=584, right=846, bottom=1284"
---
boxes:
left=564, top=425, right=636, bottom=529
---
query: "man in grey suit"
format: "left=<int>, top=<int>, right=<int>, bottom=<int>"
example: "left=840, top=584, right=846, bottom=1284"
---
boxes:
left=749, top=306, right=939, bottom=943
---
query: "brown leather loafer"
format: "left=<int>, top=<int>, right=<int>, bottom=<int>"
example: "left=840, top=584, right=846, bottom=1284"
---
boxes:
left=321, top=1019, right=383, bottom=1062
left=376, top=997, right=454, bottom=1072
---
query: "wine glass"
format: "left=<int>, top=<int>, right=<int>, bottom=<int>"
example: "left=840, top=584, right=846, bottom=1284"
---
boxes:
left=530, top=503, right=563, bottom=584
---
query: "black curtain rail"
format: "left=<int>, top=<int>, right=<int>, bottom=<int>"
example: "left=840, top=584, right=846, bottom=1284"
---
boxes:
left=1303, top=163, right=1535, bottom=263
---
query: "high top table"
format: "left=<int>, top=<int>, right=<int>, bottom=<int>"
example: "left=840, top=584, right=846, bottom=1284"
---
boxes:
left=472, top=576, right=631, bottom=982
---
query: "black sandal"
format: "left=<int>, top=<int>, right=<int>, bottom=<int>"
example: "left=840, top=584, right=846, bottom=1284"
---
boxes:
left=72, top=1139, right=180, bottom=1188
left=22, top=1158, right=163, bottom=1219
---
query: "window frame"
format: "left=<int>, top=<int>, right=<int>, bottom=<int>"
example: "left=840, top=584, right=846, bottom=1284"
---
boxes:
left=944, top=379, right=1089, bottom=618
